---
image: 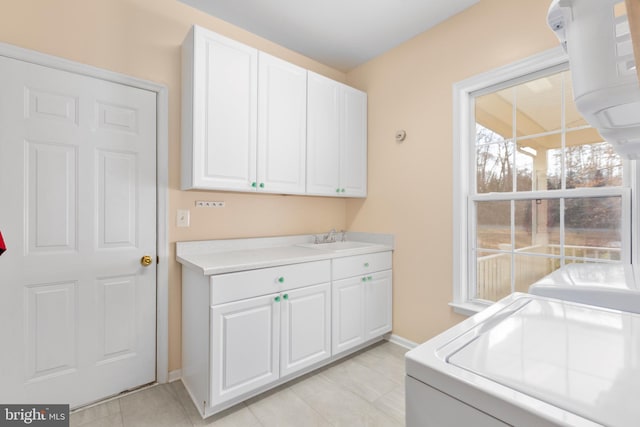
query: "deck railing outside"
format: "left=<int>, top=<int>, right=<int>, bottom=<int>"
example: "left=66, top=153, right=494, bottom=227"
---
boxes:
left=475, top=244, right=621, bottom=301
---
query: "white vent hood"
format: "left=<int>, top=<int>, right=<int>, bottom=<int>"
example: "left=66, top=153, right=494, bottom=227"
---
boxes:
left=548, top=0, right=640, bottom=158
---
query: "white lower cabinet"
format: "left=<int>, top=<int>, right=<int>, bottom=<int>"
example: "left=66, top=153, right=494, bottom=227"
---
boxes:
left=280, top=283, right=331, bottom=376
left=210, top=294, right=280, bottom=404
left=210, top=282, right=331, bottom=404
left=332, top=276, right=365, bottom=354
left=332, top=252, right=393, bottom=355
left=333, top=270, right=392, bottom=355
left=182, top=250, right=392, bottom=418
left=365, top=270, right=393, bottom=340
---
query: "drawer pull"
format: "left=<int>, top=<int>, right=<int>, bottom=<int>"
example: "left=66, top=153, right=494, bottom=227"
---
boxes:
left=278, top=277, right=285, bottom=283
left=274, top=296, right=281, bottom=302
left=364, top=262, right=369, bottom=267
left=362, top=277, right=367, bottom=282
left=283, top=294, right=289, bottom=300
left=367, top=276, right=373, bottom=281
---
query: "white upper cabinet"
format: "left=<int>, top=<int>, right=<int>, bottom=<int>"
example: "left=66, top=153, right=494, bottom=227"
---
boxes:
left=340, top=86, right=368, bottom=197
left=306, top=72, right=341, bottom=195
left=182, top=26, right=258, bottom=191
left=182, top=26, right=367, bottom=197
left=257, top=52, right=307, bottom=194
left=307, top=71, right=367, bottom=198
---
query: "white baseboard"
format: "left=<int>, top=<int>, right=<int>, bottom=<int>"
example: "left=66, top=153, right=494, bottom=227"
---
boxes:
left=386, top=334, right=418, bottom=349
left=168, top=369, right=182, bottom=383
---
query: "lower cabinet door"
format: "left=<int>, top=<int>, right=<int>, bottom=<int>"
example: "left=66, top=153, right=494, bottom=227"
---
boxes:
left=365, top=270, right=393, bottom=339
left=332, top=276, right=365, bottom=355
left=210, top=294, right=280, bottom=405
left=280, top=282, right=331, bottom=377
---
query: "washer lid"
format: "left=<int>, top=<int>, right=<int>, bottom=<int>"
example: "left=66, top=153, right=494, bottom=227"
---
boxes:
left=529, top=263, right=640, bottom=313
left=445, top=297, right=640, bottom=427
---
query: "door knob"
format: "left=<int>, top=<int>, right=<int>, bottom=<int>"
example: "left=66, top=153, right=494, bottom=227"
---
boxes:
left=141, top=255, right=153, bottom=267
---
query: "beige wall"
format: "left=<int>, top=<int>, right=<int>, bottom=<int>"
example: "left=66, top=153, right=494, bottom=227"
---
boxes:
left=0, top=0, right=348, bottom=372
left=345, top=0, right=559, bottom=343
left=1, top=0, right=562, bottom=373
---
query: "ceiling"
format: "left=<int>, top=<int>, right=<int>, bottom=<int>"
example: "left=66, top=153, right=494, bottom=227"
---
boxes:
left=179, top=0, right=480, bottom=71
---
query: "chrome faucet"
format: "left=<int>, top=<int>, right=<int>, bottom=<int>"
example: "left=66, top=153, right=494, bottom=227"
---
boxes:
left=315, top=228, right=346, bottom=244
left=324, top=228, right=337, bottom=243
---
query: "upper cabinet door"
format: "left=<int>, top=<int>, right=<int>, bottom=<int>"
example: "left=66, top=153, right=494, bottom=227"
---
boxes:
left=257, top=53, right=307, bottom=194
left=307, top=72, right=367, bottom=198
left=340, top=86, right=367, bottom=197
left=306, top=72, right=341, bottom=196
left=182, top=26, right=258, bottom=191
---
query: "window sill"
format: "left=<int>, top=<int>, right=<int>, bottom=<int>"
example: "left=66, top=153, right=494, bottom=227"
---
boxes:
left=449, top=301, right=490, bottom=317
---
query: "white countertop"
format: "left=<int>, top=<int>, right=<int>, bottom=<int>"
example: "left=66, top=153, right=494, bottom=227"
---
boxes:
left=176, top=232, right=394, bottom=275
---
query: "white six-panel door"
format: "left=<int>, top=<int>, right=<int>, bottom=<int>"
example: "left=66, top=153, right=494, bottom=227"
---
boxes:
left=0, top=56, right=157, bottom=408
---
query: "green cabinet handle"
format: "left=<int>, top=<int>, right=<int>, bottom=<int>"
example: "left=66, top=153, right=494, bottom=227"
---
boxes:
left=275, top=296, right=281, bottom=302
left=362, top=277, right=367, bottom=282
left=364, top=262, right=369, bottom=267
left=283, top=294, right=289, bottom=300
left=278, top=277, right=285, bottom=283
left=341, top=188, right=346, bottom=193
left=336, top=188, right=341, bottom=193
left=259, top=182, right=265, bottom=188
left=251, top=182, right=257, bottom=188
left=367, top=276, right=373, bottom=281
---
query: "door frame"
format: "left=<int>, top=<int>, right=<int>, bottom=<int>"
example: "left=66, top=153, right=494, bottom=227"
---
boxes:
left=0, top=42, right=170, bottom=384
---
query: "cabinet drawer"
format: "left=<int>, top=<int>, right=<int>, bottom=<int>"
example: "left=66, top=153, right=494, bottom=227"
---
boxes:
left=211, top=260, right=331, bottom=305
left=332, top=251, right=392, bottom=280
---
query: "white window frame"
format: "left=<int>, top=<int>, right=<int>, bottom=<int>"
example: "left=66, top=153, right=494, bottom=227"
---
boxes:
left=451, top=47, right=637, bottom=315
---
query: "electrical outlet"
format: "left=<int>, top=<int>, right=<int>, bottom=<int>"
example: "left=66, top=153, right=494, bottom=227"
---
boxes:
left=177, top=209, right=190, bottom=227
left=195, top=200, right=225, bottom=208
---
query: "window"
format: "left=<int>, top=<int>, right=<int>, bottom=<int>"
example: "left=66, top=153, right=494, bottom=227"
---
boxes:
left=452, top=49, right=634, bottom=313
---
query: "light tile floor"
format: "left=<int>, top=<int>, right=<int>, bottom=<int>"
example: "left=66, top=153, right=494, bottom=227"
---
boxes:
left=70, top=341, right=407, bottom=427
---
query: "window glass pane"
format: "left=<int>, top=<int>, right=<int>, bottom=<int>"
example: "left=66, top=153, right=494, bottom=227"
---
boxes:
left=515, top=73, right=563, bottom=136
left=565, top=197, right=622, bottom=261
left=475, top=88, right=513, bottom=140
left=543, top=199, right=561, bottom=249
left=514, top=199, right=560, bottom=251
left=514, top=255, right=561, bottom=293
left=477, top=201, right=511, bottom=250
left=563, top=71, right=588, bottom=129
left=476, top=137, right=515, bottom=193
left=476, top=250, right=511, bottom=302
left=515, top=143, right=534, bottom=191
left=516, top=133, right=563, bottom=192
left=543, top=134, right=564, bottom=190
left=565, top=130, right=623, bottom=189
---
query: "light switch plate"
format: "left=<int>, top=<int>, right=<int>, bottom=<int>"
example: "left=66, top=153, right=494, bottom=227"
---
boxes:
left=177, top=209, right=190, bottom=227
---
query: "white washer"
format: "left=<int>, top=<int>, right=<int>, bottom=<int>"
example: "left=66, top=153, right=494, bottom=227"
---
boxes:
left=529, top=263, right=640, bottom=314
left=406, top=293, right=640, bottom=426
